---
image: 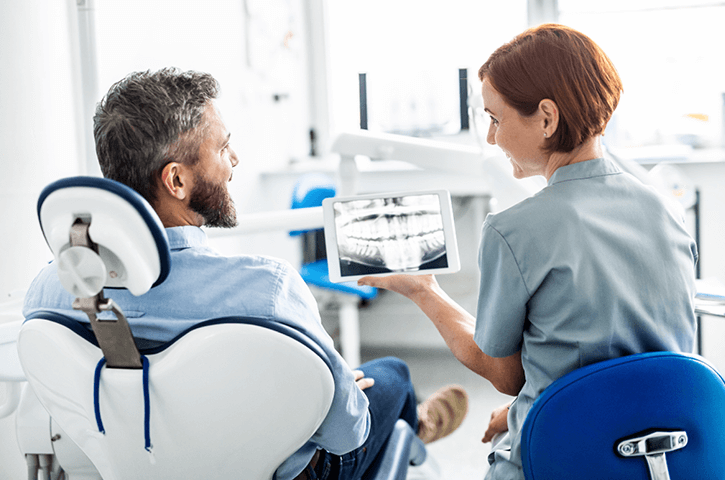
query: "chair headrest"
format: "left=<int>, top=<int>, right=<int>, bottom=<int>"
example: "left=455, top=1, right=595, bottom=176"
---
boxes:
left=37, top=176, right=171, bottom=297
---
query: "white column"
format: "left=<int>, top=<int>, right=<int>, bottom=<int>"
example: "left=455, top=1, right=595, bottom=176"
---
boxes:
left=303, top=0, right=332, bottom=157
left=338, top=296, right=361, bottom=368
left=0, top=1, right=84, bottom=476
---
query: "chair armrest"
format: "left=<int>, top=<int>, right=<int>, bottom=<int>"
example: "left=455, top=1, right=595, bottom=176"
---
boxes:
left=0, top=313, right=27, bottom=419
left=0, top=381, right=24, bottom=419
left=373, top=419, right=427, bottom=480
left=0, top=320, right=25, bottom=382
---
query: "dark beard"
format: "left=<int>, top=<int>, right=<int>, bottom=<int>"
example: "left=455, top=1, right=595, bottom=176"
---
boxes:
left=188, top=175, right=238, bottom=228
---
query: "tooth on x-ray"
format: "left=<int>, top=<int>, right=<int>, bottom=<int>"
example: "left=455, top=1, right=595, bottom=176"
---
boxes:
left=334, top=194, right=446, bottom=271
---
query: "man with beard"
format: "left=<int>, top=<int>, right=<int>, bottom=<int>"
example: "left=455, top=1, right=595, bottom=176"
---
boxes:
left=22, top=68, right=468, bottom=480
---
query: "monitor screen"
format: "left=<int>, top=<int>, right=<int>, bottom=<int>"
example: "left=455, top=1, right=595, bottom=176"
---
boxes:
left=323, top=190, right=460, bottom=282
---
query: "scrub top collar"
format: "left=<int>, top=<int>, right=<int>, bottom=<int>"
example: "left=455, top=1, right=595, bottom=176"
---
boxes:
left=547, top=157, right=621, bottom=186
left=166, top=225, right=208, bottom=250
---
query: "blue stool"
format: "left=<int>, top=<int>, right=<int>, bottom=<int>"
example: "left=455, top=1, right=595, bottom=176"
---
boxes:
left=290, top=173, right=376, bottom=367
left=521, top=351, right=725, bottom=480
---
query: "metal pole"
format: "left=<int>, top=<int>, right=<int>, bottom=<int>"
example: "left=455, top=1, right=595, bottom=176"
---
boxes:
left=527, top=0, right=559, bottom=26
left=76, top=0, right=101, bottom=176
left=695, top=189, right=702, bottom=354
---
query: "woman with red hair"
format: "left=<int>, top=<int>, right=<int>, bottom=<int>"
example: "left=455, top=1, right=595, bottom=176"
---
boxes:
left=360, top=24, right=697, bottom=478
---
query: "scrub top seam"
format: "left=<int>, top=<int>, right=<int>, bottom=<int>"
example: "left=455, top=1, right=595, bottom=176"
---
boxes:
left=548, top=170, right=621, bottom=186
left=484, top=222, right=532, bottom=298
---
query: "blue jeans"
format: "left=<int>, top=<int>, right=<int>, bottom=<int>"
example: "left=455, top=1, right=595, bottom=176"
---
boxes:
left=306, top=356, right=418, bottom=480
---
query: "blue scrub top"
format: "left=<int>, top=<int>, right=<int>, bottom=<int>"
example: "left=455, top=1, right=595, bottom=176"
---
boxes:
left=474, top=157, right=698, bottom=479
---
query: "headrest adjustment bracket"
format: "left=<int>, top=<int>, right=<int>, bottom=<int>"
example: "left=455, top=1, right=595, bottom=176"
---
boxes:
left=69, top=219, right=142, bottom=369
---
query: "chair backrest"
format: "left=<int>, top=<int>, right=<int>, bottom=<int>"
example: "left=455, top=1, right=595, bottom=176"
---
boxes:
left=18, top=314, right=335, bottom=480
left=521, top=351, right=725, bottom=480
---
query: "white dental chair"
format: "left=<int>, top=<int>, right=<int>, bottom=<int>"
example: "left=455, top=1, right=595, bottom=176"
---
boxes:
left=16, top=176, right=425, bottom=480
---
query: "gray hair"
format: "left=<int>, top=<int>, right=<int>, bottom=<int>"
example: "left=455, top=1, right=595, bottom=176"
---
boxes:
left=93, top=68, right=219, bottom=204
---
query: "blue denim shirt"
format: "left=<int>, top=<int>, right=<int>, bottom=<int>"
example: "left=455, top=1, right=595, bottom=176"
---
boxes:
left=23, top=226, right=370, bottom=480
left=474, top=158, right=698, bottom=479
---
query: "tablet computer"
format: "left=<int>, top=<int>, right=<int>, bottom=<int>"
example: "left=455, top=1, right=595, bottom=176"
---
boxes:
left=322, top=189, right=460, bottom=283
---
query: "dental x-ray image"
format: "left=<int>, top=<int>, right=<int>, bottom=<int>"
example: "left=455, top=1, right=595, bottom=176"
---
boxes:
left=332, top=194, right=448, bottom=277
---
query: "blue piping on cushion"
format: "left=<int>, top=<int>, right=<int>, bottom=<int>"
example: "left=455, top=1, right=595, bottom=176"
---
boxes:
left=93, top=355, right=152, bottom=452
left=93, top=358, right=107, bottom=434
left=142, top=355, right=151, bottom=452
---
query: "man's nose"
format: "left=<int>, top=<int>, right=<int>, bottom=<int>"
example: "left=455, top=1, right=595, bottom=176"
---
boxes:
left=230, top=147, right=239, bottom=167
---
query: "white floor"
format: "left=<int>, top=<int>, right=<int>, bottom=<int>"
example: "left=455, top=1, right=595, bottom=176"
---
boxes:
left=361, top=346, right=513, bottom=480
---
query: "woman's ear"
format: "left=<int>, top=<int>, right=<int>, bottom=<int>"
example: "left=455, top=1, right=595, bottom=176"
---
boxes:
left=160, top=162, right=192, bottom=201
left=539, top=99, right=559, bottom=138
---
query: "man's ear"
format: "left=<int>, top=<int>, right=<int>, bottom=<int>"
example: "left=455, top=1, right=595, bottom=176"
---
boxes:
left=159, top=162, right=193, bottom=201
left=539, top=98, right=559, bottom=137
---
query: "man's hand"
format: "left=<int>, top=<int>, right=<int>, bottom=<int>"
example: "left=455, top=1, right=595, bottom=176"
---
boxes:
left=353, top=370, right=375, bottom=390
left=482, top=402, right=511, bottom=443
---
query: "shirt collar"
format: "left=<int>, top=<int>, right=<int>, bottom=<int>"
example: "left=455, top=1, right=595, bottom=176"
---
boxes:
left=165, top=226, right=208, bottom=250
left=547, top=157, right=621, bottom=186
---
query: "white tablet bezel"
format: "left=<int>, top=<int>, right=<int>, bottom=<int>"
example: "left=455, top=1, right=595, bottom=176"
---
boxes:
left=322, top=189, right=460, bottom=283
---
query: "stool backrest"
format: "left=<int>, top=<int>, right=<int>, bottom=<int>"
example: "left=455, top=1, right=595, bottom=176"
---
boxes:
left=521, top=351, right=725, bottom=479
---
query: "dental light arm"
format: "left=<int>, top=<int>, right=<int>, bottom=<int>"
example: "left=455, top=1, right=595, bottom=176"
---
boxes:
left=216, top=130, right=542, bottom=236
left=333, top=130, right=479, bottom=198
left=209, top=206, right=324, bottom=237
left=331, top=129, right=543, bottom=208
left=332, top=130, right=487, bottom=177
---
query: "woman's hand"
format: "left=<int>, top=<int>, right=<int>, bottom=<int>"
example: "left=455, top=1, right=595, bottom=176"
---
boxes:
left=357, top=274, right=438, bottom=302
left=481, top=402, right=511, bottom=443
